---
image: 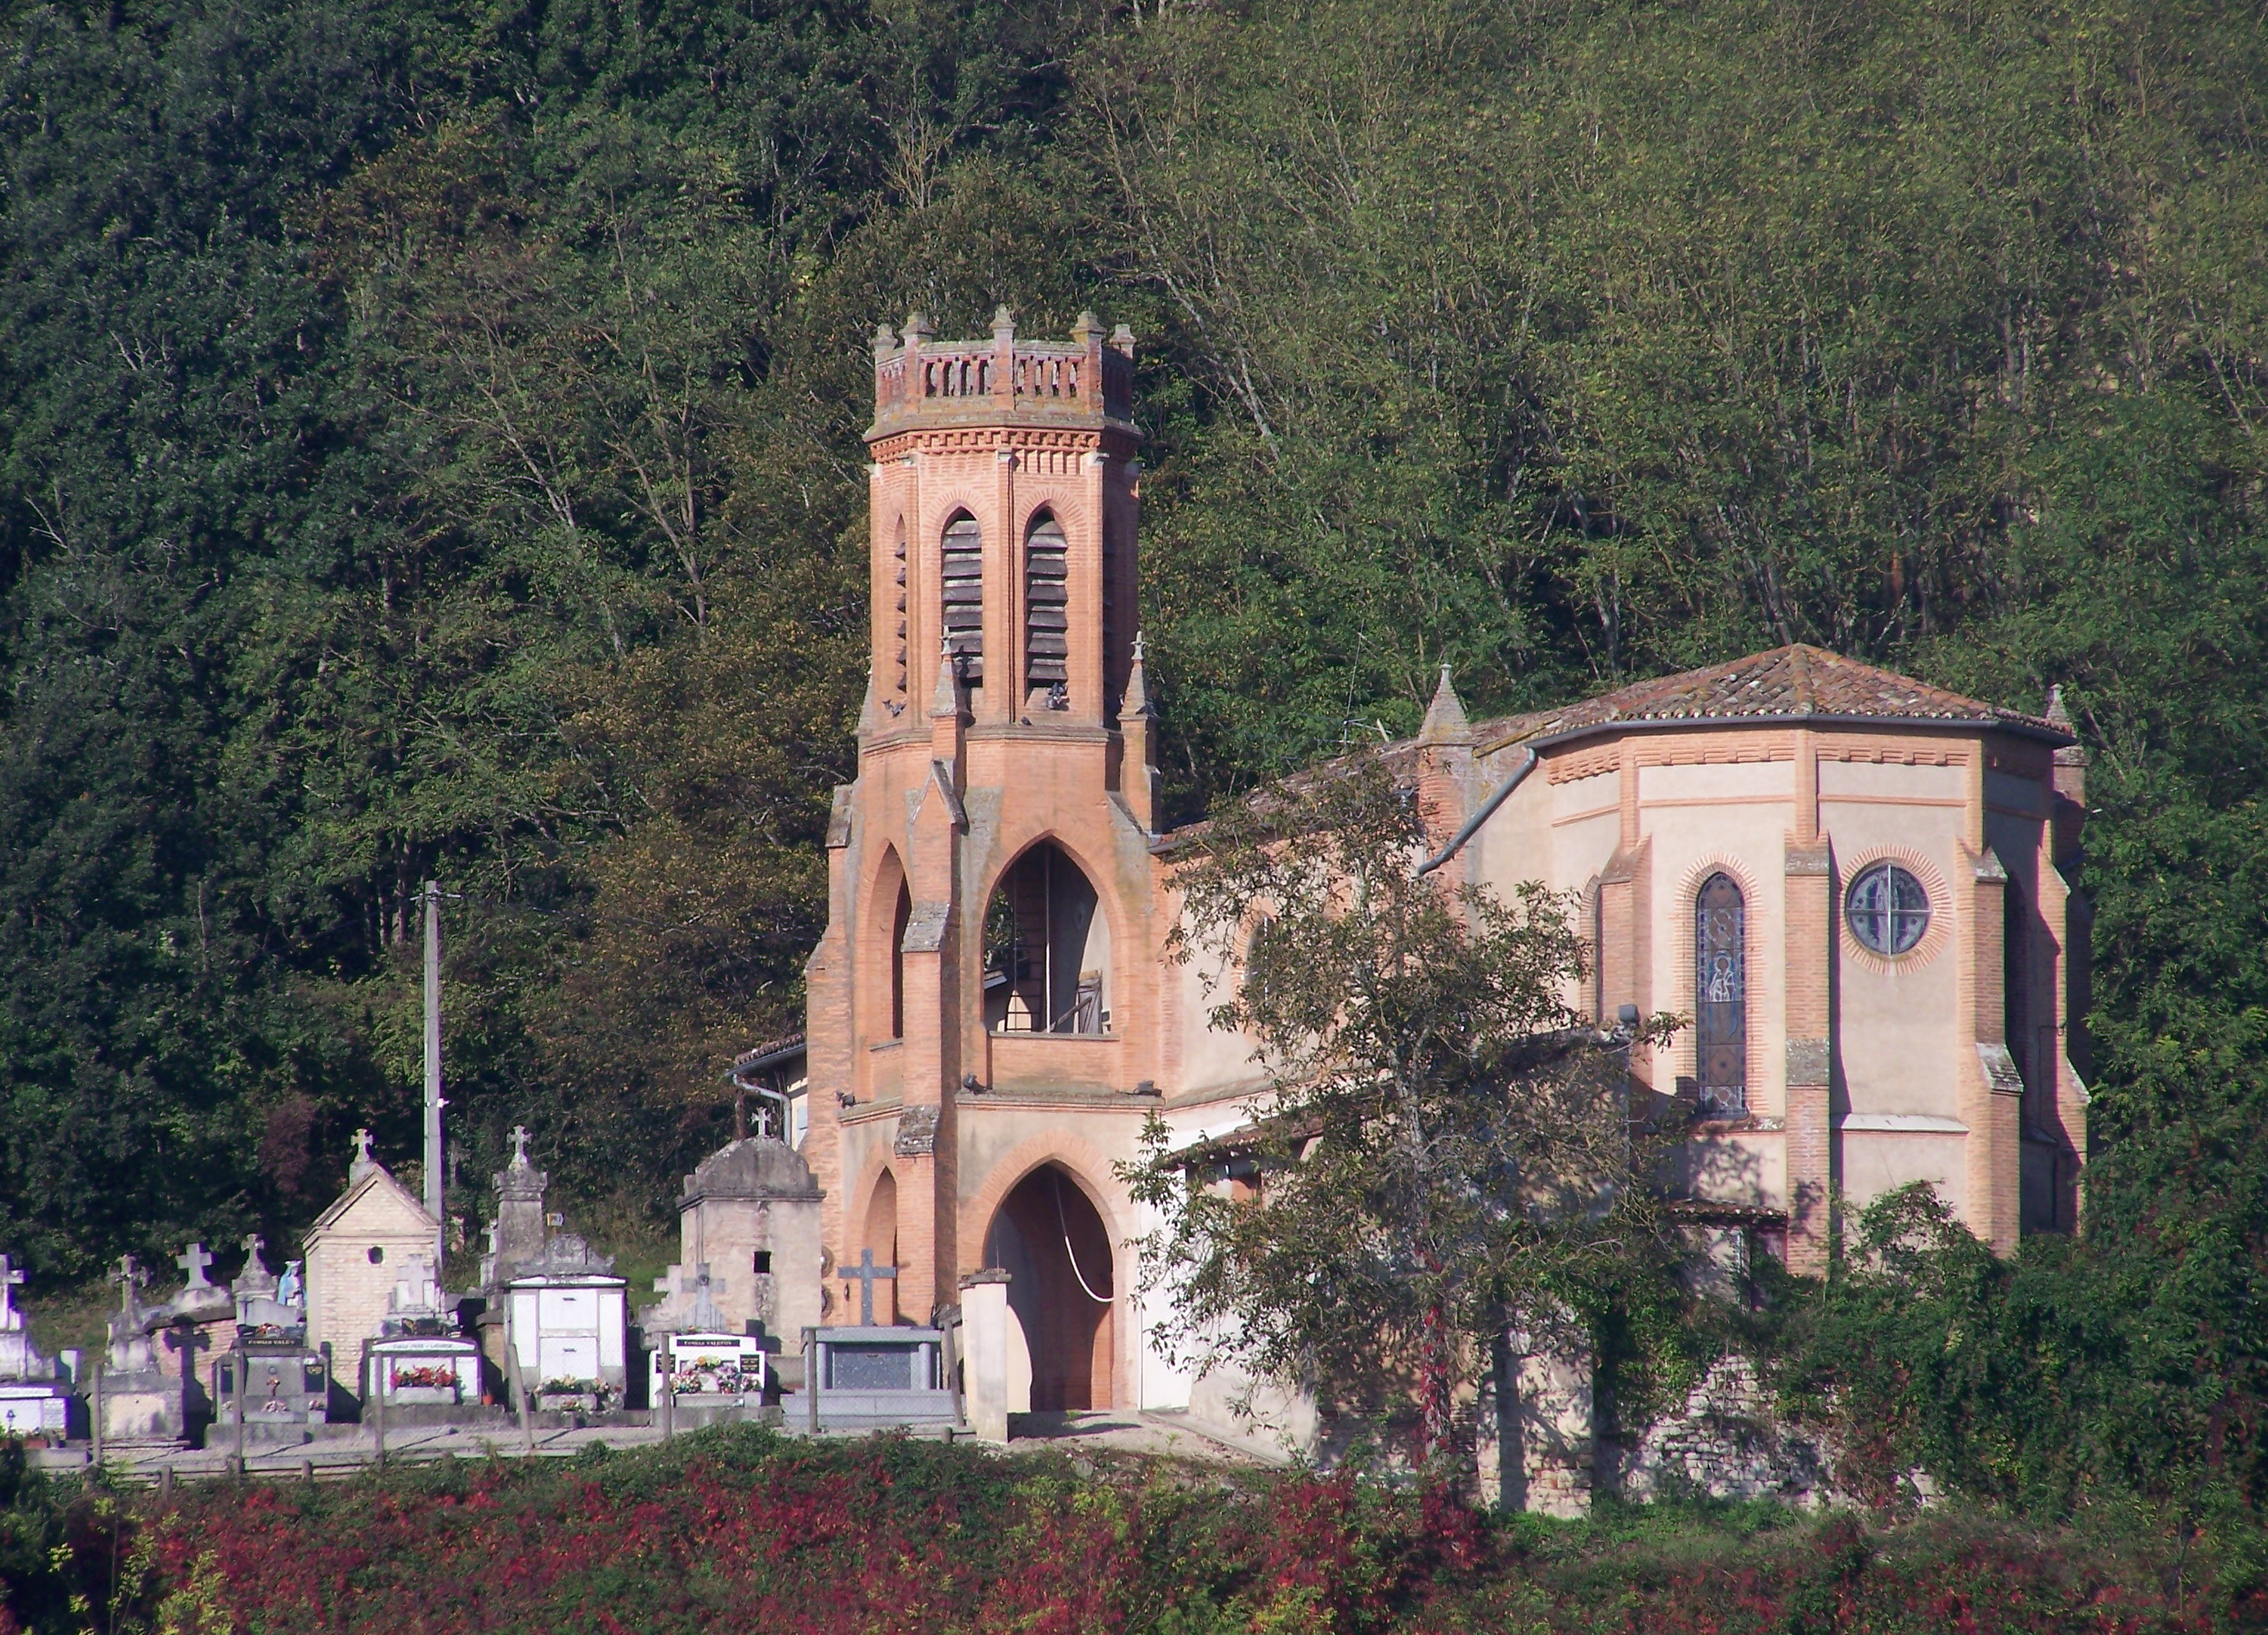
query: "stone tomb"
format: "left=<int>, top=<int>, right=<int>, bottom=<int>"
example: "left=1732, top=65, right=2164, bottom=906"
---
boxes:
left=95, top=1256, right=182, bottom=1449
left=649, top=1134, right=825, bottom=1390
left=802, top=1326, right=957, bottom=1433
left=0, top=1256, right=72, bottom=1439
left=652, top=1330, right=769, bottom=1424
left=362, top=1256, right=481, bottom=1412
left=209, top=1239, right=329, bottom=1446
left=501, top=1237, right=629, bottom=1411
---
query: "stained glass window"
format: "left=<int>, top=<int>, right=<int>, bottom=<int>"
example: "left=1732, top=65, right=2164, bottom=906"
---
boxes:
left=1846, top=861, right=1930, bottom=956
left=1694, top=872, right=1746, bottom=1116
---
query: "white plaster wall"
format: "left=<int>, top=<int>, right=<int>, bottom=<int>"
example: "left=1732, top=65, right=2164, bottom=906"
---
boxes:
left=1172, top=940, right=1263, bottom=1096
left=1821, top=795, right=1965, bottom=1122
left=1841, top=1130, right=1967, bottom=1217
left=1638, top=768, right=1792, bottom=1118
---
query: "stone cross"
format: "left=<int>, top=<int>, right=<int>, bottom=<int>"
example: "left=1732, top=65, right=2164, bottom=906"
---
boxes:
left=841, top=1248, right=896, bottom=1326
left=240, top=1234, right=269, bottom=1279
left=109, top=1254, right=145, bottom=1312
left=176, top=1242, right=214, bottom=1290
left=353, top=1128, right=374, bottom=1166
left=509, top=1125, right=532, bottom=1164
left=682, top=1264, right=725, bottom=1296
left=0, top=1256, right=22, bottom=1330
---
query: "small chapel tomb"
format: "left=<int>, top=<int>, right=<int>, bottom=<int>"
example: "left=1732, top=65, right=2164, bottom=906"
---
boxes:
left=303, top=1131, right=444, bottom=1405
left=645, top=1130, right=825, bottom=1391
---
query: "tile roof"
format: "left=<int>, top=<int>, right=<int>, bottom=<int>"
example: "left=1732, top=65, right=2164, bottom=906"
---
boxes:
left=1473, top=644, right=2068, bottom=751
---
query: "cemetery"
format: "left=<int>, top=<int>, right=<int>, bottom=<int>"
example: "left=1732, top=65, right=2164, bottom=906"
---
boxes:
left=0, top=1110, right=1012, bottom=1483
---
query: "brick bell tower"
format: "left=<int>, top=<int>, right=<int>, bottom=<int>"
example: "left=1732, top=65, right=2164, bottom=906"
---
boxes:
left=800, top=309, right=1158, bottom=1329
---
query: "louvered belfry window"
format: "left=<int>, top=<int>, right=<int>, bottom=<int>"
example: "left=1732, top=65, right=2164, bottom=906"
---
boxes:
left=1694, top=872, right=1747, bottom=1116
left=1025, top=513, right=1069, bottom=698
left=891, top=520, right=910, bottom=703
left=941, top=514, right=983, bottom=682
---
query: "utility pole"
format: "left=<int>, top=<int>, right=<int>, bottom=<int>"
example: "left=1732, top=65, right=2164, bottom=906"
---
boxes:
left=423, top=881, right=447, bottom=1277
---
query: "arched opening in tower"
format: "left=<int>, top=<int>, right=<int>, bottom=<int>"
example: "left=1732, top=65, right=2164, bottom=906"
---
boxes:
left=983, top=841, right=1111, bottom=1034
left=984, top=1164, right=1114, bottom=1410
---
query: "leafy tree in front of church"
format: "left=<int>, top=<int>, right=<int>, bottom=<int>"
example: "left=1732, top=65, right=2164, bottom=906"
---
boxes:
left=1125, top=763, right=1683, bottom=1490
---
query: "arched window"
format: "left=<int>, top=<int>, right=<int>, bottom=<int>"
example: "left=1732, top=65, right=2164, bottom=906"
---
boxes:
left=984, top=842, right=1110, bottom=1035
left=1694, top=872, right=1746, bottom=1116
left=890, top=880, right=911, bottom=1039
left=941, top=513, right=983, bottom=682
left=1025, top=512, right=1069, bottom=706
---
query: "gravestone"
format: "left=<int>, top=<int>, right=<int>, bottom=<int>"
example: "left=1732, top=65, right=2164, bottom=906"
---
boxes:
left=483, top=1126, right=549, bottom=1287
left=365, top=1256, right=482, bottom=1416
left=97, top=1256, right=182, bottom=1449
left=212, top=1237, right=329, bottom=1446
left=141, top=1241, right=237, bottom=1445
left=647, top=1266, right=771, bottom=1426
left=802, top=1326, right=958, bottom=1433
left=0, top=1255, right=71, bottom=1439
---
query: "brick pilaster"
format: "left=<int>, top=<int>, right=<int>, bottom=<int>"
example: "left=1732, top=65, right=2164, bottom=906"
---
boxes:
left=1783, top=836, right=1833, bottom=1274
left=1963, top=846, right=2021, bottom=1256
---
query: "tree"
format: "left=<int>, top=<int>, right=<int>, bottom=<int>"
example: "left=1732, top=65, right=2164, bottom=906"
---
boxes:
left=1126, top=760, right=1681, bottom=1487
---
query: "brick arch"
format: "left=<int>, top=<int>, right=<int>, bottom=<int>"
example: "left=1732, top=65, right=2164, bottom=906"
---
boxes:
left=960, top=1131, right=1133, bottom=1409
left=919, top=488, right=994, bottom=537
left=977, top=827, right=1134, bottom=960
left=862, top=844, right=910, bottom=1042
left=1012, top=492, right=1090, bottom=540
left=959, top=1130, right=1130, bottom=1279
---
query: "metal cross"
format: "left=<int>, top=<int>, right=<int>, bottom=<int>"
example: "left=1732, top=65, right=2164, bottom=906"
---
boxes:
left=509, top=1124, right=532, bottom=1164
left=841, top=1248, right=896, bottom=1326
left=176, top=1242, right=213, bottom=1289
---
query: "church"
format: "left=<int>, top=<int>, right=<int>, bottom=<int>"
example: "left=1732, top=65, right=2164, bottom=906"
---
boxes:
left=792, top=309, right=2091, bottom=1422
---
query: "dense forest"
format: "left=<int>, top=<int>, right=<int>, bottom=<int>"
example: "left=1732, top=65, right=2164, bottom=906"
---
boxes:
left=3, top=0, right=2267, bottom=1513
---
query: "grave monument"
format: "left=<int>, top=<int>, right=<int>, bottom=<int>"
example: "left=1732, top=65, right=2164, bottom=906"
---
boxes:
left=364, top=1255, right=482, bottom=1416
left=95, top=1256, right=182, bottom=1449
left=0, top=1255, right=72, bottom=1440
left=211, top=1236, right=329, bottom=1446
left=647, top=1128, right=825, bottom=1388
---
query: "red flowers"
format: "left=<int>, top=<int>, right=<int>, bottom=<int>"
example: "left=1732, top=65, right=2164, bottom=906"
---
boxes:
left=75, top=1430, right=2234, bottom=1634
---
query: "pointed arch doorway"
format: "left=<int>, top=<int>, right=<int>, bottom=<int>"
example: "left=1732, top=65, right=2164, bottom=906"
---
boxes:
left=983, top=1164, right=1115, bottom=1409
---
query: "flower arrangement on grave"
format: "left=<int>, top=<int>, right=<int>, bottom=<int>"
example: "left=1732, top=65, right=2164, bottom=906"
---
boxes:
left=540, top=1377, right=597, bottom=1395
left=391, top=1363, right=460, bottom=1391
left=670, top=1357, right=752, bottom=1396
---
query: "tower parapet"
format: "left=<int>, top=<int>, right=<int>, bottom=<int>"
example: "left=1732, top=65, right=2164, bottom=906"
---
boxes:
left=868, top=309, right=1136, bottom=441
